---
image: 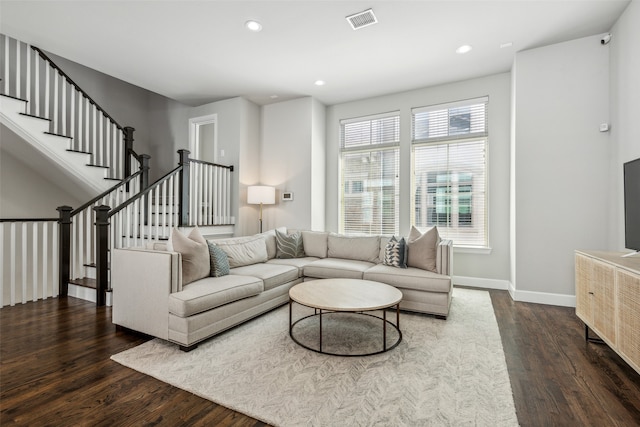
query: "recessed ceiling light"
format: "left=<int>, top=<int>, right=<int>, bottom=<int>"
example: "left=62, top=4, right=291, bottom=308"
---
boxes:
left=270, top=95, right=279, bottom=99
left=456, top=45, right=473, bottom=54
left=245, top=20, right=262, bottom=32
left=314, top=80, right=326, bottom=86
left=500, top=42, right=513, bottom=49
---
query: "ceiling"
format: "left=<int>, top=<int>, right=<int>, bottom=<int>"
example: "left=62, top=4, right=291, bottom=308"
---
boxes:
left=0, top=0, right=631, bottom=107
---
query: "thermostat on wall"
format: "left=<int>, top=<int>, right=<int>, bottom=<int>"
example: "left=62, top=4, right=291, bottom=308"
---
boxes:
left=282, top=191, right=294, bottom=201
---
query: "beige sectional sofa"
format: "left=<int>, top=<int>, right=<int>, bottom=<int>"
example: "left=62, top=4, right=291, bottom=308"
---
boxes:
left=111, top=227, right=453, bottom=351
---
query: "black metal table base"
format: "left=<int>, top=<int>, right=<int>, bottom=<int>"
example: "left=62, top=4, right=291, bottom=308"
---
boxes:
left=288, top=300, right=402, bottom=357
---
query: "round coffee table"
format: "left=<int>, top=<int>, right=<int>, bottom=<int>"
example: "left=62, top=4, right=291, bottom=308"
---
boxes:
left=288, top=278, right=403, bottom=356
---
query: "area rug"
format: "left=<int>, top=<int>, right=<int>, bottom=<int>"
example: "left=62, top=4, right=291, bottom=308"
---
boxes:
left=111, top=288, right=518, bottom=426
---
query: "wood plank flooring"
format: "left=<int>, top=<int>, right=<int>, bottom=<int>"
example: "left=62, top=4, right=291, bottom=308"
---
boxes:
left=1, top=290, right=639, bottom=426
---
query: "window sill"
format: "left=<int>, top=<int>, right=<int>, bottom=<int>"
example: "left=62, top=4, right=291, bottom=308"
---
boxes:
left=453, top=246, right=492, bottom=255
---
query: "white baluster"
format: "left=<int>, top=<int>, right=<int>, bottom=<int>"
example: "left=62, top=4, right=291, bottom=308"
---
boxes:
left=45, top=64, right=50, bottom=121
left=52, top=224, right=58, bottom=297
left=77, top=93, right=84, bottom=151
left=85, top=98, right=90, bottom=155
left=34, top=52, right=40, bottom=116
left=105, top=120, right=112, bottom=177
left=61, top=78, right=66, bottom=136
left=162, top=180, right=168, bottom=238
left=52, top=72, right=59, bottom=134
left=21, top=222, right=27, bottom=304
left=42, top=222, right=48, bottom=300
left=26, top=44, right=31, bottom=113
left=0, top=224, right=4, bottom=307
left=3, top=36, right=9, bottom=96
left=10, top=223, right=16, bottom=306
left=92, top=106, right=97, bottom=164
left=98, top=113, right=104, bottom=166
left=32, top=222, right=38, bottom=301
left=70, top=87, right=76, bottom=149
left=16, top=39, right=20, bottom=99
left=154, top=186, right=160, bottom=239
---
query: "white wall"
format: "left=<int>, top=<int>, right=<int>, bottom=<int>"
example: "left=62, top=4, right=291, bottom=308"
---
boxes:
left=185, top=97, right=261, bottom=236
left=609, top=0, right=640, bottom=251
left=326, top=74, right=512, bottom=284
left=260, top=97, right=326, bottom=232
left=0, top=145, right=82, bottom=217
left=511, top=35, right=610, bottom=304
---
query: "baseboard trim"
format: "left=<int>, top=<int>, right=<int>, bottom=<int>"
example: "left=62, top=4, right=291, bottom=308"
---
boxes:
left=510, top=288, right=576, bottom=307
left=454, top=276, right=576, bottom=307
left=453, top=276, right=510, bottom=290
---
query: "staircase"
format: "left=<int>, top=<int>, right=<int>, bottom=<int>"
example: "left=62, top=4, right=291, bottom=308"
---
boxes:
left=0, top=34, right=235, bottom=308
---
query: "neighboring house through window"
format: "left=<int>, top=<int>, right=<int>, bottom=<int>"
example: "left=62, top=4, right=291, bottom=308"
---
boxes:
left=412, top=97, right=488, bottom=247
left=339, top=112, right=400, bottom=235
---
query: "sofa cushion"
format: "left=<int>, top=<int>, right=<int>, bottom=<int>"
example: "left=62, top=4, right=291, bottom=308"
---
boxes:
left=213, top=235, right=268, bottom=268
left=327, top=233, right=380, bottom=263
left=364, top=264, right=451, bottom=293
left=301, top=231, right=328, bottom=258
left=407, top=226, right=440, bottom=273
left=169, top=227, right=210, bottom=285
left=229, top=263, right=299, bottom=291
left=267, top=257, right=320, bottom=277
left=208, top=242, right=230, bottom=277
left=168, top=275, right=264, bottom=317
left=383, top=236, right=408, bottom=268
left=276, top=229, right=305, bottom=259
left=304, top=258, right=376, bottom=280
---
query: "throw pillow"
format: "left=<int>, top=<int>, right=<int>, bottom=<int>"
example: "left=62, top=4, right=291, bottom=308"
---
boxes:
left=275, top=229, right=305, bottom=259
left=406, top=225, right=440, bottom=272
left=170, top=227, right=210, bottom=285
left=214, top=235, right=268, bottom=268
left=383, top=236, right=408, bottom=268
left=208, top=242, right=230, bottom=277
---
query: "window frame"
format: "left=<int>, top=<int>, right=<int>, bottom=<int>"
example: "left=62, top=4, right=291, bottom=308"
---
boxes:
left=410, top=97, right=489, bottom=248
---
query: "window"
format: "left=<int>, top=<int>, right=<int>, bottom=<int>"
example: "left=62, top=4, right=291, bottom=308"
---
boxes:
left=412, top=97, right=488, bottom=247
left=340, top=113, right=400, bottom=235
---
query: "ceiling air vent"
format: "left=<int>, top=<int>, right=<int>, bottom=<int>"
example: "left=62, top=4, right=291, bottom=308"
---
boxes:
left=346, top=8, right=378, bottom=30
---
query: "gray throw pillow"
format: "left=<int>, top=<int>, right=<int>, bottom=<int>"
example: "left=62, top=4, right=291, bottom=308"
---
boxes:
left=275, top=229, right=305, bottom=259
left=383, top=236, right=408, bottom=268
left=208, top=242, right=230, bottom=277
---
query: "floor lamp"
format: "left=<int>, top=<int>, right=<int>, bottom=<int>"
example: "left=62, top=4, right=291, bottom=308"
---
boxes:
left=247, top=186, right=275, bottom=233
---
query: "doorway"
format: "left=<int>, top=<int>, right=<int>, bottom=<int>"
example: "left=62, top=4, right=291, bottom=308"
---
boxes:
left=188, top=114, right=218, bottom=163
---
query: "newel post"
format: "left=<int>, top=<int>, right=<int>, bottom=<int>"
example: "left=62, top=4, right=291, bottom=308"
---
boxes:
left=57, top=205, right=72, bottom=297
left=94, top=205, right=110, bottom=307
left=139, top=154, right=151, bottom=191
left=139, top=154, right=151, bottom=224
left=123, top=126, right=135, bottom=178
left=178, top=149, right=191, bottom=227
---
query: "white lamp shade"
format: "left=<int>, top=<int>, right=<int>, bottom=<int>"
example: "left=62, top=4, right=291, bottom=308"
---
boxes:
left=247, top=186, right=276, bottom=205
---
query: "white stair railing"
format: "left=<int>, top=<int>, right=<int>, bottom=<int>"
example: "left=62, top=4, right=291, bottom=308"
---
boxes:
left=0, top=219, right=59, bottom=308
left=189, top=159, right=234, bottom=226
left=0, top=33, right=138, bottom=179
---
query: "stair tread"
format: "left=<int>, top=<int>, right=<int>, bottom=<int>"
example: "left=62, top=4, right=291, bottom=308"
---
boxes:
left=69, top=277, right=96, bottom=289
left=87, top=164, right=109, bottom=169
left=19, top=112, right=51, bottom=121
left=67, top=148, right=92, bottom=155
left=0, top=93, right=27, bottom=102
left=44, top=131, right=72, bottom=139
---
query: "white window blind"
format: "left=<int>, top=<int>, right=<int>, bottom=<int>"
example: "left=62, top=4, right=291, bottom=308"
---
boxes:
left=412, top=97, right=488, bottom=247
left=340, top=113, right=400, bottom=235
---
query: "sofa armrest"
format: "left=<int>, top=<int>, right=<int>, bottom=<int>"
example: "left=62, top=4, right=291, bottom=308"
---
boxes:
left=111, top=248, right=182, bottom=340
left=436, top=239, right=453, bottom=276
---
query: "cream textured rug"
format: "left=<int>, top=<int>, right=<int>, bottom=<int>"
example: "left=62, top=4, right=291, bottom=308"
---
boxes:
left=111, top=288, right=518, bottom=426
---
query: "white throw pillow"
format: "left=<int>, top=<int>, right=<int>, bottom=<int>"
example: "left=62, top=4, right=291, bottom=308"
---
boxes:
left=170, top=227, right=210, bottom=285
left=214, top=235, right=268, bottom=268
left=406, top=225, right=440, bottom=272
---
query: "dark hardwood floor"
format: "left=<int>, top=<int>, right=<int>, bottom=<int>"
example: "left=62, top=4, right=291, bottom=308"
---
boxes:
left=1, top=290, right=639, bottom=426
